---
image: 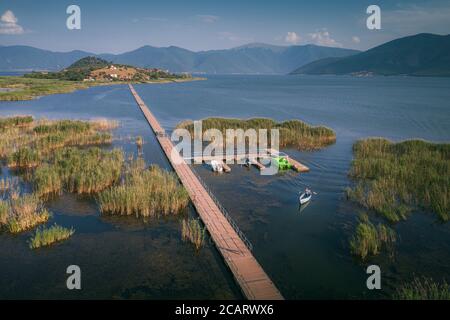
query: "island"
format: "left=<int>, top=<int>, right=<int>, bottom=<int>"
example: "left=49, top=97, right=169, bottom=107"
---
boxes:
left=0, top=56, right=204, bottom=101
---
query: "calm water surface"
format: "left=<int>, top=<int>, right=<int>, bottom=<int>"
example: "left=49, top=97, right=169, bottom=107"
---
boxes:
left=0, top=75, right=449, bottom=299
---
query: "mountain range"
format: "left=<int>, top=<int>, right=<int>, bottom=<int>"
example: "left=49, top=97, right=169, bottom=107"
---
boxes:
left=290, top=33, right=450, bottom=77
left=0, top=43, right=358, bottom=74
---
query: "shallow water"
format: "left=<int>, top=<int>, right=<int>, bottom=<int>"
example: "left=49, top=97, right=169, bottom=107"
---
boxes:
left=0, top=75, right=449, bottom=299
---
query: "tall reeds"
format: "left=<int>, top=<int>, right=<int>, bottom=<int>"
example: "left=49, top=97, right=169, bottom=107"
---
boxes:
left=29, top=224, right=75, bottom=249
left=176, top=117, right=336, bottom=151
left=0, top=193, right=50, bottom=233
left=347, top=138, right=450, bottom=222
left=394, top=277, right=450, bottom=300
left=0, top=117, right=116, bottom=161
left=33, top=147, right=124, bottom=197
left=181, top=218, right=206, bottom=250
left=98, top=160, right=189, bottom=218
left=349, top=213, right=396, bottom=260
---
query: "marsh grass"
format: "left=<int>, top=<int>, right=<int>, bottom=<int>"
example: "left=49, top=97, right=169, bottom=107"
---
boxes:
left=394, top=277, right=450, bottom=300
left=0, top=117, right=116, bottom=167
left=347, top=138, right=450, bottom=222
left=98, top=159, right=189, bottom=218
left=0, top=76, right=102, bottom=101
left=349, top=213, right=396, bottom=260
left=176, top=117, right=336, bottom=151
left=33, top=147, right=124, bottom=197
left=0, top=177, right=19, bottom=194
left=0, top=116, right=33, bottom=129
left=0, top=193, right=50, bottom=233
left=29, top=224, right=75, bottom=249
left=135, top=136, right=143, bottom=148
left=181, top=218, right=206, bottom=250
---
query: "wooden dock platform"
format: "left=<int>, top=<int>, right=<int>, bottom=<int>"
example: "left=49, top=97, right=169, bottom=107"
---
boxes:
left=128, top=84, right=283, bottom=300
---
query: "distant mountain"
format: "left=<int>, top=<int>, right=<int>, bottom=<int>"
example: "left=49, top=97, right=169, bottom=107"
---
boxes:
left=105, top=44, right=358, bottom=74
left=0, top=43, right=358, bottom=74
left=290, top=33, right=450, bottom=77
left=0, top=45, right=93, bottom=71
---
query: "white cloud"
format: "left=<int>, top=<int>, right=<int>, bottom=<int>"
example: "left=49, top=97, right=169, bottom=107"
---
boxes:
left=0, top=10, right=24, bottom=35
left=352, top=36, right=361, bottom=43
left=197, top=15, right=219, bottom=23
left=285, top=32, right=301, bottom=44
left=308, top=29, right=342, bottom=47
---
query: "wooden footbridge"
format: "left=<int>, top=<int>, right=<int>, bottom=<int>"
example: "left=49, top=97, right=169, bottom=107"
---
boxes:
left=129, top=84, right=283, bottom=300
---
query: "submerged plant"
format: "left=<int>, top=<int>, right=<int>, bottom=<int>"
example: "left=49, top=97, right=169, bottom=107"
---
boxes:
left=29, top=224, right=75, bottom=249
left=181, top=218, right=206, bottom=250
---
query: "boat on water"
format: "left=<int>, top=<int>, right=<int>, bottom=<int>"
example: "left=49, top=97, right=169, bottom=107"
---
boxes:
left=210, top=160, right=223, bottom=172
left=299, top=188, right=312, bottom=205
left=273, top=156, right=292, bottom=170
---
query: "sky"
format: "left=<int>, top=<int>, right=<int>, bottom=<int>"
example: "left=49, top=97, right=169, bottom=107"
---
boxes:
left=0, top=0, right=449, bottom=53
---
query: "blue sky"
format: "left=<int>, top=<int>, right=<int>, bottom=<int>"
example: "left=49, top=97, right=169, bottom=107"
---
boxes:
left=0, top=0, right=449, bottom=53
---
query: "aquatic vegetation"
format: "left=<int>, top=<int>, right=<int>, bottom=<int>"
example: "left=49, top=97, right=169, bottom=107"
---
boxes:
left=394, top=277, right=450, bottom=300
left=0, top=116, right=115, bottom=160
left=0, top=116, right=33, bottom=130
left=176, top=117, right=336, bottom=150
left=0, top=76, right=103, bottom=101
left=0, top=177, right=19, bottom=194
left=135, top=136, right=143, bottom=148
left=348, top=138, right=450, bottom=222
left=349, top=213, right=396, bottom=260
left=33, top=147, right=124, bottom=197
left=7, top=147, right=41, bottom=168
left=29, top=224, right=75, bottom=249
left=0, top=193, right=50, bottom=233
left=98, top=159, right=189, bottom=218
left=90, top=118, right=119, bottom=131
left=181, top=218, right=206, bottom=250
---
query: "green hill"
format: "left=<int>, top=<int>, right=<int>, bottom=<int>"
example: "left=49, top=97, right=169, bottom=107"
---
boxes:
left=291, top=33, right=450, bottom=77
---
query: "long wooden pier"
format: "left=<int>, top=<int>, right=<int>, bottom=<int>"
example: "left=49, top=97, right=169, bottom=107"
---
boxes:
left=129, top=84, right=283, bottom=300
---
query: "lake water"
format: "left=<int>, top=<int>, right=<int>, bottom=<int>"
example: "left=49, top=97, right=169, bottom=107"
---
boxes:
left=0, top=75, right=449, bottom=299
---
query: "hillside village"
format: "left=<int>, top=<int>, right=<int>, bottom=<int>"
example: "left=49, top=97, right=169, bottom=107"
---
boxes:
left=25, top=56, right=193, bottom=82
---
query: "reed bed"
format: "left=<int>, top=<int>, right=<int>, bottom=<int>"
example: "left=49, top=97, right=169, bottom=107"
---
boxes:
left=176, top=117, right=336, bottom=150
left=394, top=277, right=450, bottom=300
left=347, top=138, right=449, bottom=222
left=0, top=193, right=50, bottom=233
left=0, top=177, right=19, bottom=194
left=98, top=159, right=189, bottom=218
left=0, top=116, right=33, bottom=130
left=0, top=116, right=116, bottom=161
left=90, top=118, right=119, bottom=131
left=181, top=218, right=206, bottom=250
left=29, top=224, right=75, bottom=249
left=33, top=147, right=124, bottom=197
left=7, top=147, right=41, bottom=168
left=349, top=213, right=396, bottom=260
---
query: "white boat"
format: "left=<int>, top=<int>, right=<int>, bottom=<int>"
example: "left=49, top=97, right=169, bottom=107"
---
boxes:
left=299, top=188, right=312, bottom=205
left=210, top=160, right=223, bottom=172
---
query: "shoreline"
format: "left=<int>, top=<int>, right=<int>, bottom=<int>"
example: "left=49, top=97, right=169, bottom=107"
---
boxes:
left=0, top=76, right=206, bottom=101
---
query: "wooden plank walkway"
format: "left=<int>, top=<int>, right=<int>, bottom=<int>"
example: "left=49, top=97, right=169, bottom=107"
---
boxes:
left=128, top=84, right=283, bottom=300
